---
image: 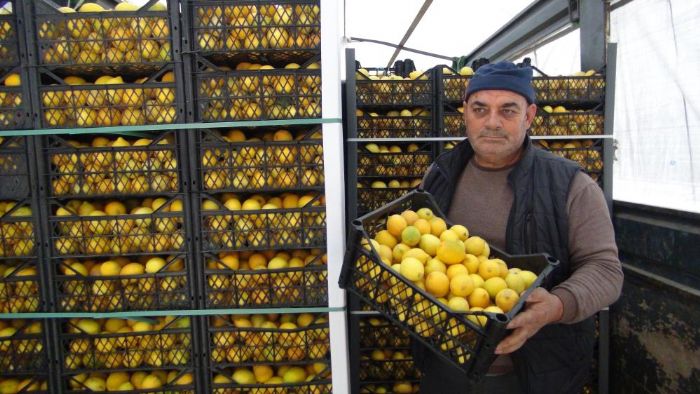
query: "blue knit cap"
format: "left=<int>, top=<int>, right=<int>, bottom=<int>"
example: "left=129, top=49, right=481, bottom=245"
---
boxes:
left=464, top=61, right=535, bottom=104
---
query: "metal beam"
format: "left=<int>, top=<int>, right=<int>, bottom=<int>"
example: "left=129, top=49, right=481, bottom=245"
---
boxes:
left=386, top=0, right=433, bottom=69
left=463, top=0, right=579, bottom=65
left=580, top=0, right=607, bottom=71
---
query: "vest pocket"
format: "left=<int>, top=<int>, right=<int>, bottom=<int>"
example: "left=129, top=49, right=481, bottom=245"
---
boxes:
left=514, top=322, right=595, bottom=393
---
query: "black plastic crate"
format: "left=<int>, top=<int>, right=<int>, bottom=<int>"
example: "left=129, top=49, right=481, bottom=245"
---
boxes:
left=0, top=2, right=21, bottom=70
left=0, top=199, right=38, bottom=259
left=0, top=67, right=29, bottom=130
left=26, top=0, right=181, bottom=75
left=198, top=193, right=326, bottom=252
left=48, top=196, right=187, bottom=258
left=359, top=317, right=411, bottom=348
left=357, top=186, right=418, bottom=216
left=0, top=200, right=43, bottom=313
left=339, top=190, right=558, bottom=380
left=202, top=250, right=328, bottom=308
left=0, top=261, right=41, bottom=313
left=531, top=109, right=605, bottom=136
left=359, top=381, right=419, bottom=394
left=184, top=0, right=321, bottom=65
left=192, top=55, right=321, bottom=122
left=442, top=141, right=458, bottom=152
left=207, top=313, right=330, bottom=366
left=196, top=127, right=324, bottom=193
left=359, top=358, right=419, bottom=382
left=440, top=66, right=470, bottom=104
left=356, top=71, right=432, bottom=107
left=0, top=320, right=49, bottom=375
left=357, top=142, right=433, bottom=178
left=40, top=132, right=185, bottom=199
left=37, top=65, right=183, bottom=129
left=441, top=107, right=464, bottom=138
left=532, top=75, right=605, bottom=105
left=535, top=139, right=604, bottom=178
left=356, top=112, right=432, bottom=139
left=53, top=252, right=194, bottom=312
left=209, top=364, right=332, bottom=393
left=57, top=316, right=196, bottom=393
left=0, top=136, right=32, bottom=200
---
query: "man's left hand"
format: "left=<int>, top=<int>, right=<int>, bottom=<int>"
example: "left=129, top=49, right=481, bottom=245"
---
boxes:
left=494, top=287, right=564, bottom=354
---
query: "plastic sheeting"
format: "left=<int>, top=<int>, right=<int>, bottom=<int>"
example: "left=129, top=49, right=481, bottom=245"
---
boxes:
left=346, top=0, right=699, bottom=213
left=610, top=0, right=700, bottom=213
left=344, top=0, right=530, bottom=71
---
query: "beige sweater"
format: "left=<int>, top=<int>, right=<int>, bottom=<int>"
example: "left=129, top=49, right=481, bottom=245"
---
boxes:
left=445, top=160, right=623, bottom=323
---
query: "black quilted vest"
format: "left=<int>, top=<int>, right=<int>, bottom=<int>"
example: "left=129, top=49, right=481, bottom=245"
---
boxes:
left=417, top=137, right=596, bottom=394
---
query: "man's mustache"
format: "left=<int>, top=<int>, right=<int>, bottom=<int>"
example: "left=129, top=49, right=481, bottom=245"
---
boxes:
left=478, top=129, right=508, bottom=138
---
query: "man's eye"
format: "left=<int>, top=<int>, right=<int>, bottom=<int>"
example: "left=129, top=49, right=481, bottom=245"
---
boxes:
left=502, top=109, right=515, bottom=115
left=472, top=107, right=486, bottom=113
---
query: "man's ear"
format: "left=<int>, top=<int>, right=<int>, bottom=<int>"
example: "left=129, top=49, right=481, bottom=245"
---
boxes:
left=524, top=103, right=537, bottom=128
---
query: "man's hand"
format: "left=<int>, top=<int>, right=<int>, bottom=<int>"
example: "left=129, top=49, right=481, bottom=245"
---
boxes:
left=494, top=287, right=564, bottom=354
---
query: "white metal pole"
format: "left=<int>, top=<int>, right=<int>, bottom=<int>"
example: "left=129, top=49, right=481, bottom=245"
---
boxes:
left=321, top=0, right=350, bottom=392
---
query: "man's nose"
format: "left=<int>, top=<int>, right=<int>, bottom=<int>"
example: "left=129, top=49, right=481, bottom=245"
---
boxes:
left=484, top=109, right=502, bottom=129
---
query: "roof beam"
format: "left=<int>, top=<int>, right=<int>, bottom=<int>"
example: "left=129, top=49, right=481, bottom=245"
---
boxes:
left=580, top=0, right=607, bottom=71
left=385, top=0, right=433, bottom=69
left=463, top=0, right=578, bottom=65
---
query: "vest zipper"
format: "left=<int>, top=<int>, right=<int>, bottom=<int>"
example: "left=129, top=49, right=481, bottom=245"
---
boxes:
left=526, top=212, right=536, bottom=254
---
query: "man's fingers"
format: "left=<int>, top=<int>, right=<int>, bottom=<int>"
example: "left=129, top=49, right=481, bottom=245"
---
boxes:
left=506, top=308, right=535, bottom=329
left=495, top=326, right=531, bottom=354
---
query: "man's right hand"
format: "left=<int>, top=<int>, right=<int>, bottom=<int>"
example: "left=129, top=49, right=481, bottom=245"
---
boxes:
left=494, top=287, right=564, bottom=354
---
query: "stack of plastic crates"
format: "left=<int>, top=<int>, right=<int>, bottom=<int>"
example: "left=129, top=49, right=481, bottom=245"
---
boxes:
left=0, top=1, right=30, bottom=131
left=531, top=71, right=607, bottom=187
left=357, top=315, right=420, bottom=393
left=435, top=65, right=470, bottom=153
left=353, top=66, right=435, bottom=216
left=24, top=0, right=186, bottom=129
left=182, top=1, right=332, bottom=391
left=0, top=5, right=49, bottom=387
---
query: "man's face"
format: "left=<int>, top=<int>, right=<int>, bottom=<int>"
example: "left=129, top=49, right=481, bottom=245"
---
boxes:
left=463, top=89, right=537, bottom=168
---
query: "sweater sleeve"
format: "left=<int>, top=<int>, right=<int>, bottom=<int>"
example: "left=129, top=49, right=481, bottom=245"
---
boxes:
left=550, top=172, right=624, bottom=324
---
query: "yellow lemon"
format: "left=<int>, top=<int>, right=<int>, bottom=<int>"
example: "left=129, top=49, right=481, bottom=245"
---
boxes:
left=495, top=288, right=520, bottom=313
left=447, top=296, right=469, bottom=312
left=400, top=210, right=419, bottom=225
left=386, top=214, right=408, bottom=238
left=424, top=258, right=446, bottom=275
left=449, top=274, right=475, bottom=297
left=519, top=270, right=538, bottom=289
left=416, top=207, right=434, bottom=221
left=468, top=288, right=490, bottom=309
left=429, top=217, right=447, bottom=236
left=446, top=264, right=468, bottom=280
left=483, top=277, right=508, bottom=300
left=478, top=259, right=501, bottom=280
left=505, top=271, right=526, bottom=294
left=400, top=226, right=421, bottom=247
left=419, top=234, right=441, bottom=256
left=400, top=257, right=424, bottom=282
left=375, top=230, right=397, bottom=248
left=425, top=271, right=449, bottom=298
left=437, top=240, right=466, bottom=265
left=450, top=224, right=469, bottom=240
left=464, top=236, right=486, bottom=256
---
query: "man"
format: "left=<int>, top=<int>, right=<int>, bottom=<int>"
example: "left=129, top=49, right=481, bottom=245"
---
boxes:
left=414, top=61, right=623, bottom=393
